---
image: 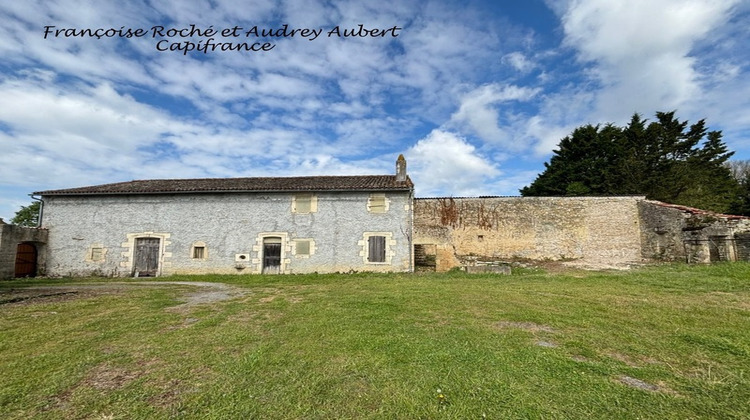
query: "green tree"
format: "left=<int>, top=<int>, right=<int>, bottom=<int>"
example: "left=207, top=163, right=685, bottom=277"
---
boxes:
left=11, top=201, right=40, bottom=227
left=730, top=171, right=750, bottom=216
left=521, top=111, right=741, bottom=213
left=520, top=123, right=623, bottom=196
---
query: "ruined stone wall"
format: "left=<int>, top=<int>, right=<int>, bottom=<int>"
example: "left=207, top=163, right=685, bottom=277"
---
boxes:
left=638, top=200, right=750, bottom=263
left=414, top=196, right=644, bottom=271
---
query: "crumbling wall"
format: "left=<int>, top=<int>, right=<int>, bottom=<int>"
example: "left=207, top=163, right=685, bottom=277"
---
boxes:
left=638, top=200, right=750, bottom=263
left=414, top=196, right=644, bottom=271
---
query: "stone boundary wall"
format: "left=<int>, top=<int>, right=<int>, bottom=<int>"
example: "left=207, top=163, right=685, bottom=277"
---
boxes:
left=414, top=196, right=644, bottom=271
left=0, top=220, right=48, bottom=279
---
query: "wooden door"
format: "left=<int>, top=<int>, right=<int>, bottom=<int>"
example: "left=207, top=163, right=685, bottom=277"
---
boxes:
left=133, top=238, right=160, bottom=277
left=263, top=239, right=281, bottom=274
left=14, top=243, right=37, bottom=277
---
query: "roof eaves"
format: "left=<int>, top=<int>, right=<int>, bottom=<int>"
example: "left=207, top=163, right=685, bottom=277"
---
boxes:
left=36, top=186, right=413, bottom=196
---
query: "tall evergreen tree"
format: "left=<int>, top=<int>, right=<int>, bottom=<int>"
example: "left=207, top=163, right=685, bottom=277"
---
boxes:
left=521, top=112, right=741, bottom=213
left=520, top=124, right=622, bottom=196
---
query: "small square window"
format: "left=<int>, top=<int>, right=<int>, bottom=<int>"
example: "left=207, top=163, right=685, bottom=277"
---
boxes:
left=193, top=246, right=206, bottom=259
left=295, top=240, right=311, bottom=256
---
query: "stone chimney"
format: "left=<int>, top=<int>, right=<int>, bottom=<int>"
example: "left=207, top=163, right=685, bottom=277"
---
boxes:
left=396, top=154, right=407, bottom=182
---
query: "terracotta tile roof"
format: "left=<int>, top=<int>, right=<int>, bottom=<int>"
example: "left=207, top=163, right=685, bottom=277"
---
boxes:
left=35, top=175, right=413, bottom=196
left=645, top=200, right=750, bottom=220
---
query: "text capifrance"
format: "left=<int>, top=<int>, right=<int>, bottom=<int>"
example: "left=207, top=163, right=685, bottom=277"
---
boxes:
left=42, top=24, right=403, bottom=54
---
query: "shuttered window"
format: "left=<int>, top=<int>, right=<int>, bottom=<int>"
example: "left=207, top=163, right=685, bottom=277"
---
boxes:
left=368, top=236, right=386, bottom=263
left=368, top=194, right=387, bottom=213
left=192, top=246, right=205, bottom=259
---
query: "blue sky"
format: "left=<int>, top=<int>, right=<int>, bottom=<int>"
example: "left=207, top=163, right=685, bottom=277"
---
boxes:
left=1, top=0, right=749, bottom=221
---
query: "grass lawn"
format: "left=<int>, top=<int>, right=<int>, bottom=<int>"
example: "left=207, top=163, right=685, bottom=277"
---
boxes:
left=1, top=263, right=749, bottom=419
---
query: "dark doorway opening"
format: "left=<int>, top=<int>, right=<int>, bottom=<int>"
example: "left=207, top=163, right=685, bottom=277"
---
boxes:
left=263, top=237, right=282, bottom=274
left=14, top=243, right=37, bottom=278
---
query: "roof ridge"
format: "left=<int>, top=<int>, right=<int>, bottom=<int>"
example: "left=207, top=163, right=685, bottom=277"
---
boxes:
left=35, top=174, right=413, bottom=196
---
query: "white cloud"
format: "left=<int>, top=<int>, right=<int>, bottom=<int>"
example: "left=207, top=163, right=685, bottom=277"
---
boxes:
left=526, top=115, right=578, bottom=157
left=405, top=130, right=500, bottom=197
left=560, top=0, right=740, bottom=119
left=523, top=88, right=596, bottom=156
left=503, top=51, right=535, bottom=73
left=450, top=84, right=540, bottom=148
left=0, top=78, right=175, bottom=152
left=1, top=0, right=749, bottom=220
left=487, top=170, right=542, bottom=196
left=0, top=76, right=192, bottom=188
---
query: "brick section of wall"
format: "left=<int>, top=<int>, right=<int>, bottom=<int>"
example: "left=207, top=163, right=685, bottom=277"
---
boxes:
left=414, top=196, right=644, bottom=271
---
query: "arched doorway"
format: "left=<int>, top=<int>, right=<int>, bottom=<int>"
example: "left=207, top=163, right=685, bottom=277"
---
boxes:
left=14, top=243, right=37, bottom=278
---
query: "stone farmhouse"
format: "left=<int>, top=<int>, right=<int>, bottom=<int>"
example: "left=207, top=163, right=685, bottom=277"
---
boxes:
left=2, top=155, right=750, bottom=278
left=26, top=156, right=413, bottom=277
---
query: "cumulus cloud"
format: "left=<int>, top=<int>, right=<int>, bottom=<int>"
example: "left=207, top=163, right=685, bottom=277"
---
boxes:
left=450, top=83, right=540, bottom=148
left=405, top=130, right=500, bottom=197
left=0, top=76, right=192, bottom=187
left=559, top=0, right=740, bottom=119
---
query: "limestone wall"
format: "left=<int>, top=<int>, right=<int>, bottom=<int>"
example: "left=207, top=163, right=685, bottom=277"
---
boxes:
left=638, top=200, right=750, bottom=263
left=0, top=221, right=48, bottom=279
left=41, top=191, right=413, bottom=277
left=414, top=196, right=644, bottom=271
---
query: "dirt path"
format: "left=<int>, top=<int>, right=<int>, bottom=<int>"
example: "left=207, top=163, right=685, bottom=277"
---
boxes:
left=0, top=281, right=249, bottom=307
left=157, top=281, right=250, bottom=307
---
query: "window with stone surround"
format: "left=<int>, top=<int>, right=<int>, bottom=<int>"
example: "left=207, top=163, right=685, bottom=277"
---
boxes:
left=293, top=239, right=315, bottom=257
left=191, top=241, right=207, bottom=259
left=360, top=232, right=394, bottom=265
left=367, top=193, right=388, bottom=213
left=90, top=246, right=104, bottom=262
left=368, top=236, right=386, bottom=262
